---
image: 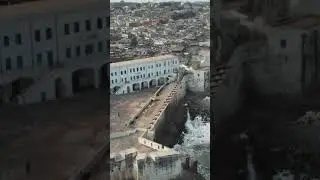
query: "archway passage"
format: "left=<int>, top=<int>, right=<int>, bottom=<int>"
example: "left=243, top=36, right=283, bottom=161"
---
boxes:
left=10, top=77, right=34, bottom=101
left=55, top=78, right=66, bottom=99
left=158, top=77, right=165, bottom=86
left=141, top=81, right=148, bottom=89
left=72, top=68, right=95, bottom=94
left=132, top=83, right=140, bottom=91
left=149, top=79, right=157, bottom=88
left=113, top=86, right=121, bottom=94
left=100, top=63, right=108, bottom=89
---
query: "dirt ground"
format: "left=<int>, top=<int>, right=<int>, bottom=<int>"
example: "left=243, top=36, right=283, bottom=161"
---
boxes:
left=0, top=90, right=109, bottom=180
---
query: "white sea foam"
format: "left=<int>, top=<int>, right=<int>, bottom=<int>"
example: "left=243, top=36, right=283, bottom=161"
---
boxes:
left=173, top=109, right=210, bottom=180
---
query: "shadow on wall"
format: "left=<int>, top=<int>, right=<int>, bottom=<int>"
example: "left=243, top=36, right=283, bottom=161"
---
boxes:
left=213, top=46, right=246, bottom=128
left=154, top=98, right=187, bottom=147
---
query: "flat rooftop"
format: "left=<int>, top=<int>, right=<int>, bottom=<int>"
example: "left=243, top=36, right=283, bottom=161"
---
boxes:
left=110, top=88, right=157, bottom=133
left=110, top=54, right=176, bottom=68
left=0, top=90, right=108, bottom=180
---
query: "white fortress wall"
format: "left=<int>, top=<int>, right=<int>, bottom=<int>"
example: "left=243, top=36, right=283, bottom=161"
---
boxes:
left=110, top=74, right=189, bottom=180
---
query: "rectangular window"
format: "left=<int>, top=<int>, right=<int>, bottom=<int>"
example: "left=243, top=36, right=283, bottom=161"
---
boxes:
left=36, top=53, right=42, bottom=66
left=17, top=56, right=23, bottom=69
left=85, top=44, right=93, bottom=55
left=66, top=48, right=71, bottom=58
left=46, top=51, right=54, bottom=67
left=280, top=39, right=286, bottom=48
left=15, top=34, right=21, bottom=45
left=76, top=46, right=81, bottom=57
left=105, top=17, right=110, bottom=27
left=97, top=18, right=103, bottom=29
left=46, top=28, right=52, bottom=40
left=64, top=24, right=70, bottom=35
left=6, top=57, right=11, bottom=71
left=4, top=36, right=9, bottom=46
left=74, top=22, right=80, bottom=33
left=85, top=20, right=91, bottom=31
left=41, top=92, right=46, bottom=102
left=35, top=30, right=41, bottom=42
left=98, top=41, right=103, bottom=52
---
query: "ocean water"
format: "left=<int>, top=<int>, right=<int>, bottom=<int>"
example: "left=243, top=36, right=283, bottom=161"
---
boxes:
left=174, top=101, right=210, bottom=180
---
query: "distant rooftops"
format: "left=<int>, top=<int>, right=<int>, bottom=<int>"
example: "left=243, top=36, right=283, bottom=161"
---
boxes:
left=110, top=55, right=176, bottom=68
left=0, top=0, right=108, bottom=21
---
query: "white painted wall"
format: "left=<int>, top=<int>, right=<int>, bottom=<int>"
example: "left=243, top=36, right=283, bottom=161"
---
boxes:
left=110, top=148, right=184, bottom=180
left=134, top=152, right=183, bottom=180
left=110, top=148, right=137, bottom=180
left=110, top=55, right=180, bottom=95
left=0, top=0, right=109, bottom=104
left=250, top=28, right=306, bottom=95
left=187, top=69, right=209, bottom=92
left=110, top=77, right=188, bottom=180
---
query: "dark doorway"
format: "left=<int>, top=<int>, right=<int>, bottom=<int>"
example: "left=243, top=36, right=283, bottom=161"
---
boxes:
left=41, top=92, right=46, bottom=102
left=141, top=81, right=148, bottom=89
left=132, top=83, right=140, bottom=91
left=72, top=68, right=95, bottom=94
left=113, top=86, right=120, bottom=93
left=55, top=78, right=65, bottom=98
left=0, top=85, right=3, bottom=105
left=10, top=77, right=34, bottom=101
left=100, top=63, right=108, bottom=89
left=158, top=77, right=165, bottom=86
left=149, top=79, right=157, bottom=87
left=80, top=171, right=91, bottom=180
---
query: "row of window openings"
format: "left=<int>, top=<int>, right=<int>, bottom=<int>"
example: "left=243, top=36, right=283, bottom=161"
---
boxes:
left=3, top=28, right=54, bottom=46
left=111, top=71, right=169, bottom=84
left=4, top=51, right=53, bottom=71
left=4, top=42, right=104, bottom=71
left=65, top=42, right=104, bottom=59
left=64, top=17, right=109, bottom=35
left=2, top=17, right=110, bottom=46
left=110, top=64, right=177, bottom=76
